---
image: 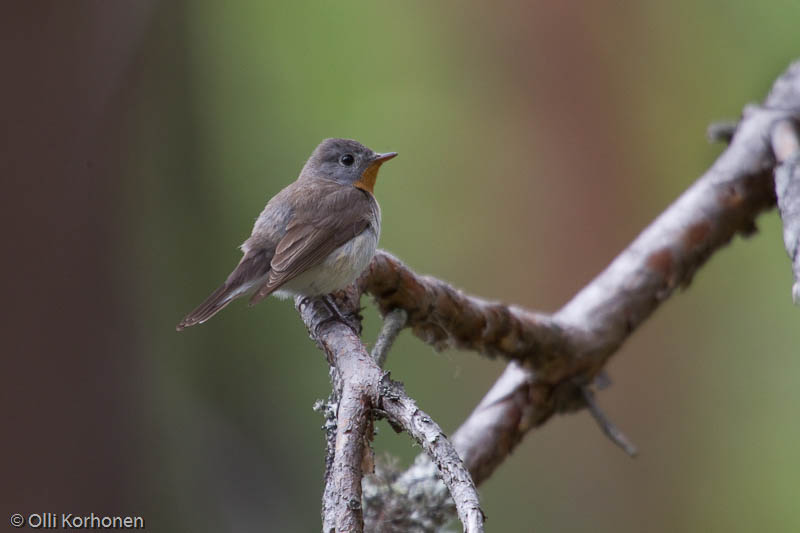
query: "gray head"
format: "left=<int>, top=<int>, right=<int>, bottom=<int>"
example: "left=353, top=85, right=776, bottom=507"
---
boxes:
left=300, top=138, right=397, bottom=193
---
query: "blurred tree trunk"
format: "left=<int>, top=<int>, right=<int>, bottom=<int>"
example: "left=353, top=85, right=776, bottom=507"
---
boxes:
left=0, top=0, right=155, bottom=517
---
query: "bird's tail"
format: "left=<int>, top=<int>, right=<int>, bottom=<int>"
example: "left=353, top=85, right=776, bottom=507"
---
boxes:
left=176, top=250, right=270, bottom=331
left=176, top=284, right=239, bottom=331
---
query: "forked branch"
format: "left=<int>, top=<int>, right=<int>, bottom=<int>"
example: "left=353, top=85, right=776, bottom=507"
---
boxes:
left=300, top=60, right=800, bottom=532
left=297, top=293, right=484, bottom=533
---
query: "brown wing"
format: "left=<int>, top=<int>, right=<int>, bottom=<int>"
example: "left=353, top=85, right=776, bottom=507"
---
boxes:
left=250, top=183, right=377, bottom=303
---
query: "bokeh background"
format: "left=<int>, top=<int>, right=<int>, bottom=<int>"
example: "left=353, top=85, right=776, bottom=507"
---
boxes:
left=3, top=1, right=800, bottom=532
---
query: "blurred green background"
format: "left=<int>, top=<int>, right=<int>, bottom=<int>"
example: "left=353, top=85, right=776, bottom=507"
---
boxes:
left=3, top=1, right=800, bottom=532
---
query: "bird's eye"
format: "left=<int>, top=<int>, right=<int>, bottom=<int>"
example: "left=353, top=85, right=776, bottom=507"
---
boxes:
left=340, top=154, right=355, bottom=166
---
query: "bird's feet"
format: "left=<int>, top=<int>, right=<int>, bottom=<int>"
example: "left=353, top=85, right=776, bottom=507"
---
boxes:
left=312, top=295, right=360, bottom=336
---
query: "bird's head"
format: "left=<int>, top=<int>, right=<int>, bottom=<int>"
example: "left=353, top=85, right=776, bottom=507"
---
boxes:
left=302, top=138, right=397, bottom=193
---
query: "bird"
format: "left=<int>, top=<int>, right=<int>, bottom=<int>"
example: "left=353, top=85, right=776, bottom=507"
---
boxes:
left=176, top=138, right=397, bottom=331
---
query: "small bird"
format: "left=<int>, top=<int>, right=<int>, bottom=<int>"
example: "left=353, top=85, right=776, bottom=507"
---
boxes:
left=176, top=138, right=397, bottom=331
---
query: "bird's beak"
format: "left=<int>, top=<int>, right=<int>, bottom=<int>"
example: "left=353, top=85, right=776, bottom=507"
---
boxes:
left=372, top=152, right=398, bottom=164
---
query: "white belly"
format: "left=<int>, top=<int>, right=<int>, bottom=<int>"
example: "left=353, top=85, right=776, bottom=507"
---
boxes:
left=273, top=229, right=378, bottom=299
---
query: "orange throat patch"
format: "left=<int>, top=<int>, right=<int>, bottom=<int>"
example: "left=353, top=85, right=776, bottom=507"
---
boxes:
left=353, top=162, right=382, bottom=193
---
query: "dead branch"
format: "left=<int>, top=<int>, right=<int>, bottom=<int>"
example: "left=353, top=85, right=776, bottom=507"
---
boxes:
left=297, top=61, right=800, bottom=532
left=351, top=60, right=800, bottom=529
left=298, top=293, right=380, bottom=533
left=297, top=292, right=484, bottom=533
left=380, top=379, right=485, bottom=532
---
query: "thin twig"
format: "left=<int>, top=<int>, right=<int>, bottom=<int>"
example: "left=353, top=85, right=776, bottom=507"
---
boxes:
left=580, top=386, right=638, bottom=457
left=707, top=120, right=738, bottom=143
left=380, top=377, right=485, bottom=533
left=371, top=308, right=407, bottom=367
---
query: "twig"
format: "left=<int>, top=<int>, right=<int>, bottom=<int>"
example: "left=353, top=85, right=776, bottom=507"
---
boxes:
left=707, top=120, right=738, bottom=143
left=580, top=386, right=638, bottom=457
left=380, top=377, right=485, bottom=533
left=371, top=308, right=407, bottom=367
left=770, top=119, right=800, bottom=303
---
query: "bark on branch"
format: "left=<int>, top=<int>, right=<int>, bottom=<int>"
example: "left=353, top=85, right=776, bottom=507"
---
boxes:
left=298, top=293, right=380, bottom=533
left=771, top=119, right=800, bottom=302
